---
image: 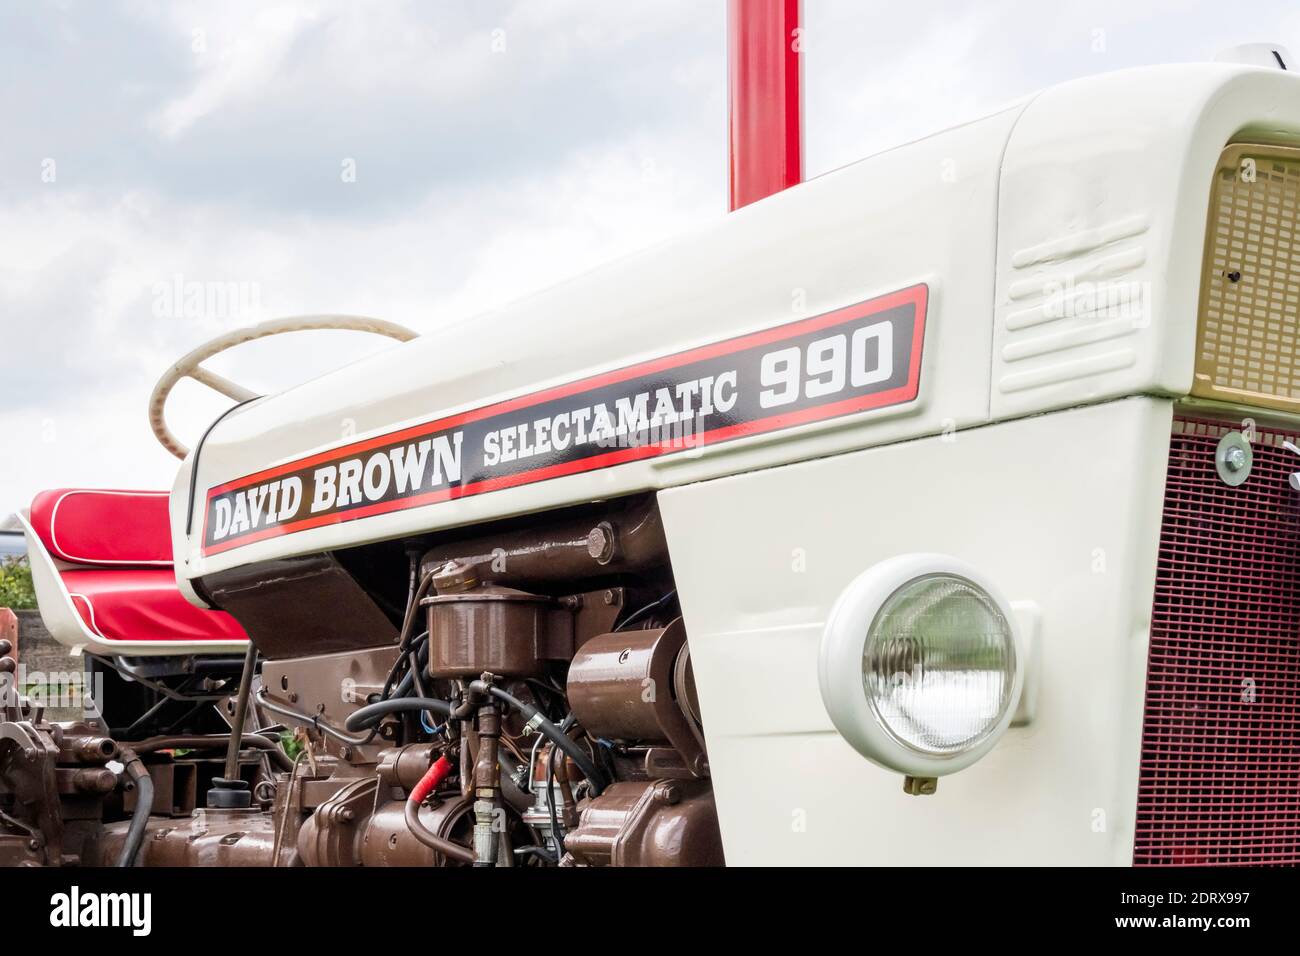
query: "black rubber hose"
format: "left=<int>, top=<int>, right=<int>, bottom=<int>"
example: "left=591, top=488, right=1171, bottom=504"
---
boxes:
left=392, top=637, right=430, bottom=699
left=344, top=696, right=454, bottom=732
left=472, top=683, right=606, bottom=795
left=403, top=797, right=476, bottom=864
left=407, top=650, right=429, bottom=699
left=116, top=749, right=153, bottom=868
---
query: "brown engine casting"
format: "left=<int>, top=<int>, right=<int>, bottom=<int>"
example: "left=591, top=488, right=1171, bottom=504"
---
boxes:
left=0, top=496, right=723, bottom=868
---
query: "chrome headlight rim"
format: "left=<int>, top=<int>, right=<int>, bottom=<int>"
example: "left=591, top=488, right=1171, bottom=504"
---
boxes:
left=818, top=553, right=1025, bottom=777
left=863, top=570, right=1016, bottom=760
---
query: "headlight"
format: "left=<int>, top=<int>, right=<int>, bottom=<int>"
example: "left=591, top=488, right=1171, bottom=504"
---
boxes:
left=819, top=554, right=1023, bottom=777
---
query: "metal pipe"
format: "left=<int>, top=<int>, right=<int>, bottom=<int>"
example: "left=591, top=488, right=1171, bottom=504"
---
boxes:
left=126, top=733, right=294, bottom=773
left=472, top=703, right=502, bottom=867
left=254, top=688, right=374, bottom=746
left=65, top=735, right=119, bottom=763
left=224, top=641, right=259, bottom=780
left=120, top=695, right=171, bottom=738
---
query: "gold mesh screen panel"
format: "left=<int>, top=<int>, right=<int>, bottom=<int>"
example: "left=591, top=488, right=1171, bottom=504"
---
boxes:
left=1193, top=144, right=1300, bottom=410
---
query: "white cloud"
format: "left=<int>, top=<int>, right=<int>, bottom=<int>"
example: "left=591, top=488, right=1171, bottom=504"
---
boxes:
left=149, top=3, right=322, bottom=138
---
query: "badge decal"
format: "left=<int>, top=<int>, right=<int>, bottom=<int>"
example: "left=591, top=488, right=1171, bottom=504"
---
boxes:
left=202, top=284, right=927, bottom=555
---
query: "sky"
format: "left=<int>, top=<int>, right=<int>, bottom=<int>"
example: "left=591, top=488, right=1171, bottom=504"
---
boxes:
left=2, top=0, right=1299, bottom=522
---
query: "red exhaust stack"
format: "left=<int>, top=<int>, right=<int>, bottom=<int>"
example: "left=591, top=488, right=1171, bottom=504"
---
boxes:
left=727, top=0, right=803, bottom=210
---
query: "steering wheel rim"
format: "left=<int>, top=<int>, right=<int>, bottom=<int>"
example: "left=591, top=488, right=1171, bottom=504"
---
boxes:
left=149, top=314, right=418, bottom=459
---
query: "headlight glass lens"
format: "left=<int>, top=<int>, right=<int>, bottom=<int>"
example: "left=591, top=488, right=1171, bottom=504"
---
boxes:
left=863, top=573, right=1015, bottom=756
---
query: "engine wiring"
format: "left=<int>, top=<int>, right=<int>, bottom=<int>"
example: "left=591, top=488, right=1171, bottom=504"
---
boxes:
left=614, top=588, right=678, bottom=631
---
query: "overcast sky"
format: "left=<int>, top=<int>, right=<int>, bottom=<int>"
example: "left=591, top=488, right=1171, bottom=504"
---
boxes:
left=3, top=0, right=1298, bottom=521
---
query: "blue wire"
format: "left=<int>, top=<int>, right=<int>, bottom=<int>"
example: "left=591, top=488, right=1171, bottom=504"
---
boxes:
left=420, top=711, right=444, bottom=736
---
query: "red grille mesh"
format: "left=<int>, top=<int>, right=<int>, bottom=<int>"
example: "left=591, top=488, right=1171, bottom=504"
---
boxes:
left=1135, top=416, right=1300, bottom=866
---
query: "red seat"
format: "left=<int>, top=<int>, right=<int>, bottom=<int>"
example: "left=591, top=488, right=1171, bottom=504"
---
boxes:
left=25, top=489, right=247, bottom=649
left=62, top=569, right=248, bottom=645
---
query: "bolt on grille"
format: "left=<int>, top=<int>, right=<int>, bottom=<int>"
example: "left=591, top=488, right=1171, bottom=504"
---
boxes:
left=1135, top=415, right=1300, bottom=866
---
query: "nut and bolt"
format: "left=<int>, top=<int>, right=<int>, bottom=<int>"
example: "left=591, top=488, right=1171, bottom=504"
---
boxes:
left=1216, top=432, right=1254, bottom=487
left=586, top=522, right=617, bottom=565
left=654, top=783, right=681, bottom=805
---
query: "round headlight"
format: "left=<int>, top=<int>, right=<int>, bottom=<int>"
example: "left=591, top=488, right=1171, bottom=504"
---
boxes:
left=819, top=554, right=1023, bottom=776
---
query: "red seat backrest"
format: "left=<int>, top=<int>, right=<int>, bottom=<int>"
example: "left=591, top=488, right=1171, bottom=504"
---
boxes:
left=29, top=489, right=173, bottom=567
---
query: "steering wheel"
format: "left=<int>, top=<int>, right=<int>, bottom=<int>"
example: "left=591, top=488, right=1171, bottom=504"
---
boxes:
left=148, top=314, right=419, bottom=459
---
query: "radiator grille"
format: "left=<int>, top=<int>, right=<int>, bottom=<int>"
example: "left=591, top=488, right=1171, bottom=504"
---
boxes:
left=1135, top=415, right=1300, bottom=866
left=1193, top=144, right=1300, bottom=411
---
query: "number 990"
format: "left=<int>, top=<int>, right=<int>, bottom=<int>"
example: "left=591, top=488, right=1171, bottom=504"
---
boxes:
left=758, top=322, right=893, bottom=409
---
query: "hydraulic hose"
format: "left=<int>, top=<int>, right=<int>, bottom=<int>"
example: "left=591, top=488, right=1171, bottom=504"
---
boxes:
left=410, top=754, right=455, bottom=803
left=404, top=797, right=475, bottom=864
left=344, top=696, right=453, bottom=732
left=115, top=748, right=153, bottom=868
left=470, top=682, right=605, bottom=795
left=392, top=637, right=430, bottom=698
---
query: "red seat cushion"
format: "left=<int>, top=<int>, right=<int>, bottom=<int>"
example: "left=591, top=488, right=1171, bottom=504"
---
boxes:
left=30, top=489, right=172, bottom=567
left=28, top=487, right=248, bottom=648
left=61, top=569, right=247, bottom=644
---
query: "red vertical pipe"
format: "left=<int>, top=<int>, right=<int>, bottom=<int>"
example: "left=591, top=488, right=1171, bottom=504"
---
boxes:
left=728, top=0, right=803, bottom=210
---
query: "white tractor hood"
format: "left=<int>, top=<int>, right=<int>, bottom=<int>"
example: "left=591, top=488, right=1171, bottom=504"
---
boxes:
left=173, top=63, right=1300, bottom=602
